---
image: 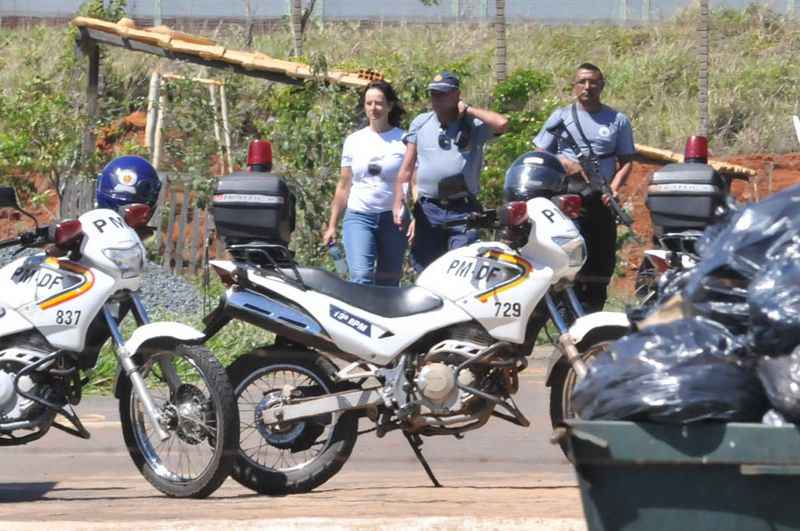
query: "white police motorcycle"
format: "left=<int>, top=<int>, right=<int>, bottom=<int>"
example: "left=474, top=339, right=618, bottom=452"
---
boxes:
left=0, top=188, right=237, bottom=498
left=202, top=152, right=629, bottom=494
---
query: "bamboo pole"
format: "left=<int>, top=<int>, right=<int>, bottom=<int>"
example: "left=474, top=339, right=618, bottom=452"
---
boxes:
left=208, top=84, right=226, bottom=175
left=219, top=83, right=233, bottom=174
left=152, top=84, right=167, bottom=169
left=145, top=70, right=161, bottom=155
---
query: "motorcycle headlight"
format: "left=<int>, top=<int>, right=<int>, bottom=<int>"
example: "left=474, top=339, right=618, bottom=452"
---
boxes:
left=552, top=236, right=587, bottom=268
left=103, top=244, right=144, bottom=279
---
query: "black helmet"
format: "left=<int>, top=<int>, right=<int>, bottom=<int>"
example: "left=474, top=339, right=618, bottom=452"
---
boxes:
left=503, top=151, right=567, bottom=202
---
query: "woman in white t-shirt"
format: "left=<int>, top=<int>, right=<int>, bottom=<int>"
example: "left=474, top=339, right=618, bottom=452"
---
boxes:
left=322, top=80, right=408, bottom=285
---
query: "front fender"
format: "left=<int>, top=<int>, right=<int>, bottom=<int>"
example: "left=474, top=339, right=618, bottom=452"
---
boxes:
left=544, top=311, right=630, bottom=387
left=124, top=322, right=206, bottom=356
left=113, top=322, right=206, bottom=398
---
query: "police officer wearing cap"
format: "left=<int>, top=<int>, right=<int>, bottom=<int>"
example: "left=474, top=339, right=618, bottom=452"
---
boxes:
left=533, top=63, right=635, bottom=312
left=392, top=71, right=509, bottom=272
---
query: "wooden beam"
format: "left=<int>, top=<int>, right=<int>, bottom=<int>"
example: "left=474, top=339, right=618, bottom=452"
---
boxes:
left=82, top=39, right=100, bottom=158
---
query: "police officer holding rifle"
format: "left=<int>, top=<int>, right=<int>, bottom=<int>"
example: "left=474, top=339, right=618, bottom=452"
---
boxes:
left=532, top=63, right=636, bottom=312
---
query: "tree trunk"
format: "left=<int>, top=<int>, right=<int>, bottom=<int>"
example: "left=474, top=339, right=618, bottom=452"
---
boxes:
left=243, top=0, right=254, bottom=47
left=494, top=0, right=507, bottom=84
left=291, top=0, right=303, bottom=57
left=697, top=0, right=710, bottom=136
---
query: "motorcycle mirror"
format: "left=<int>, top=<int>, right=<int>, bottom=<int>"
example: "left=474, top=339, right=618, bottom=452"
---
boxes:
left=0, top=187, right=19, bottom=209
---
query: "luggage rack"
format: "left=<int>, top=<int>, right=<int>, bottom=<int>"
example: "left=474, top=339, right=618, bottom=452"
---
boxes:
left=226, top=242, right=308, bottom=289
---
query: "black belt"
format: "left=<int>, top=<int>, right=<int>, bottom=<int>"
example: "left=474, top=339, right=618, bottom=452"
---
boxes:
left=418, top=195, right=471, bottom=208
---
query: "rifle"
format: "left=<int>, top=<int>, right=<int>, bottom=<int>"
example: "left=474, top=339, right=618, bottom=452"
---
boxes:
left=545, top=119, right=637, bottom=231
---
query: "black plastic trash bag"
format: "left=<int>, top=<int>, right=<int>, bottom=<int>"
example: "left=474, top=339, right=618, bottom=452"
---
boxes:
left=748, top=238, right=800, bottom=355
left=573, top=318, right=767, bottom=423
left=757, top=348, right=800, bottom=421
left=681, top=184, right=800, bottom=332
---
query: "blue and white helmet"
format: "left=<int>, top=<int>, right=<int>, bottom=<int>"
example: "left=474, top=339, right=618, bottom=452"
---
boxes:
left=96, top=155, right=161, bottom=215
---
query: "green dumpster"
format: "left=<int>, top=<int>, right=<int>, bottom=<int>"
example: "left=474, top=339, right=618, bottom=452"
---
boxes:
left=565, top=420, right=800, bottom=531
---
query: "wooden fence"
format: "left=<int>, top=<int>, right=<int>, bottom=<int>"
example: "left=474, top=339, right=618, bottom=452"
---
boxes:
left=60, top=176, right=224, bottom=276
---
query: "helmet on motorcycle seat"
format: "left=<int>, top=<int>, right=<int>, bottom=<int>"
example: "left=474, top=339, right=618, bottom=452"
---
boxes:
left=503, top=150, right=567, bottom=203
left=96, top=156, right=162, bottom=216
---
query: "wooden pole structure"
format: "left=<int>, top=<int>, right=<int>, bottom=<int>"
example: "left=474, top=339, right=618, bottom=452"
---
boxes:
left=494, top=0, right=507, bottom=84
left=219, top=83, right=233, bottom=174
left=697, top=0, right=710, bottom=137
left=82, top=41, right=100, bottom=159
left=145, top=70, right=161, bottom=157
left=208, top=84, right=226, bottom=174
left=152, top=86, right=167, bottom=169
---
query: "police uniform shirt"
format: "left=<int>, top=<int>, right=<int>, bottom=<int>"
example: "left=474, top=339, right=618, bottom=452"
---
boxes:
left=533, top=104, right=635, bottom=186
left=404, top=111, right=496, bottom=199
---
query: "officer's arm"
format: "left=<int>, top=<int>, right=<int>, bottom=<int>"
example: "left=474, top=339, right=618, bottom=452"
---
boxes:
left=393, top=143, right=417, bottom=226
left=463, top=103, right=509, bottom=135
left=610, top=154, right=634, bottom=194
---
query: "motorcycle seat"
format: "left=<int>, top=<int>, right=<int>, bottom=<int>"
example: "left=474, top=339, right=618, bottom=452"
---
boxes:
left=277, top=267, right=444, bottom=318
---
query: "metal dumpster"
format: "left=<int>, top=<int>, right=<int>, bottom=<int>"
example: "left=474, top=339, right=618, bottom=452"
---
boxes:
left=565, top=420, right=800, bottom=531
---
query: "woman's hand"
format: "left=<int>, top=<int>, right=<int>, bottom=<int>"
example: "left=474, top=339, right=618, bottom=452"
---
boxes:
left=322, top=225, right=337, bottom=246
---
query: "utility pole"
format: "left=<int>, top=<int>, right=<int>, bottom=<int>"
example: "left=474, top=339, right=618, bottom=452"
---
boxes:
left=789, top=0, right=796, bottom=17
left=643, top=0, right=652, bottom=22
left=154, top=0, right=162, bottom=25
left=620, top=0, right=629, bottom=24
left=697, top=0, right=710, bottom=136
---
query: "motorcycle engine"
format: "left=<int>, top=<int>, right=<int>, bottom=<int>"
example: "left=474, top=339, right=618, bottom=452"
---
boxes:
left=415, top=340, right=486, bottom=415
left=0, top=348, right=49, bottom=428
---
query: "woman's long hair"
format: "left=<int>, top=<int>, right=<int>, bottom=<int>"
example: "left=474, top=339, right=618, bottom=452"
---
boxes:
left=359, top=80, right=405, bottom=128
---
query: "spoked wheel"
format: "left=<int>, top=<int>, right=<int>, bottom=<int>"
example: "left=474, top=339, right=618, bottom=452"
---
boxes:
left=227, top=347, right=358, bottom=495
left=549, top=334, right=622, bottom=458
left=118, top=345, right=238, bottom=498
left=634, top=259, right=659, bottom=306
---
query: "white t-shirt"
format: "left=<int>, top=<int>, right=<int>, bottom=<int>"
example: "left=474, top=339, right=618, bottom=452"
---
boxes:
left=341, top=126, right=406, bottom=213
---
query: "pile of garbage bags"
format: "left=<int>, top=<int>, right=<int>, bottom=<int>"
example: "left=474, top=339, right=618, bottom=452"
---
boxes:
left=573, top=184, right=800, bottom=424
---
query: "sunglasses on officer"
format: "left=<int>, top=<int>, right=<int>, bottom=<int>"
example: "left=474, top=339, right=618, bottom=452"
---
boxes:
left=438, top=126, right=470, bottom=151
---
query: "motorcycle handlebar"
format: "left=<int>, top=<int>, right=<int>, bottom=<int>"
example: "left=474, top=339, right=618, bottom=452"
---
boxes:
left=443, top=209, right=497, bottom=229
left=0, top=226, right=51, bottom=251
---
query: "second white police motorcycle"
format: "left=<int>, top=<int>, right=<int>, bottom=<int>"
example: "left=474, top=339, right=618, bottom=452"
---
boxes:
left=0, top=189, right=237, bottom=498
left=203, top=153, right=629, bottom=493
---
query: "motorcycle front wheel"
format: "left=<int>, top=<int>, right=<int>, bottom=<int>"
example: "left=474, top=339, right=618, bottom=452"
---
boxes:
left=118, top=345, right=238, bottom=498
left=227, top=347, right=359, bottom=495
left=549, top=332, right=624, bottom=458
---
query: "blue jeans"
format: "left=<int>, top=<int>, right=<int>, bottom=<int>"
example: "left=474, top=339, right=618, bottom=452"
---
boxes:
left=342, top=209, right=408, bottom=286
left=410, top=196, right=480, bottom=273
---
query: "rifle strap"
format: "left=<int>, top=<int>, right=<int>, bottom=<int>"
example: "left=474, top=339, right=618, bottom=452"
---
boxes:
left=570, top=103, right=617, bottom=184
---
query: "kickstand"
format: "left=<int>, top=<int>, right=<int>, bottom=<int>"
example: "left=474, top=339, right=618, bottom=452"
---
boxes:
left=403, top=431, right=442, bottom=488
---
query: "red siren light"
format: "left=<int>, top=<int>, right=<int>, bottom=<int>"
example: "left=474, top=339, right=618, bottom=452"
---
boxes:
left=247, top=139, right=273, bottom=172
left=684, top=135, right=709, bottom=164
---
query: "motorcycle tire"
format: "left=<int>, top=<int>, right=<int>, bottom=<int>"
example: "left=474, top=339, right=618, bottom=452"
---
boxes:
left=549, top=330, right=624, bottom=458
left=227, top=346, right=359, bottom=495
left=118, top=344, right=238, bottom=498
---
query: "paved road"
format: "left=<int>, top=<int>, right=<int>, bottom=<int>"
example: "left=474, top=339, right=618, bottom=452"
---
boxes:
left=0, top=359, right=587, bottom=530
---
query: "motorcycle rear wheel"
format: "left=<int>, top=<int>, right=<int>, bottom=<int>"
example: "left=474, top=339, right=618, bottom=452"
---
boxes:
left=118, top=345, right=238, bottom=498
left=227, top=347, right=359, bottom=495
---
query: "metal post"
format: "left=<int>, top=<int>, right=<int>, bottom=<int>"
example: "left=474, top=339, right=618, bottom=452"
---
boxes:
left=620, top=0, right=629, bottom=23
left=154, top=0, right=162, bottom=25
left=789, top=0, right=796, bottom=16
left=697, top=0, right=710, bottom=137
left=82, top=41, right=100, bottom=159
left=643, top=0, right=652, bottom=22
left=494, top=0, right=507, bottom=83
